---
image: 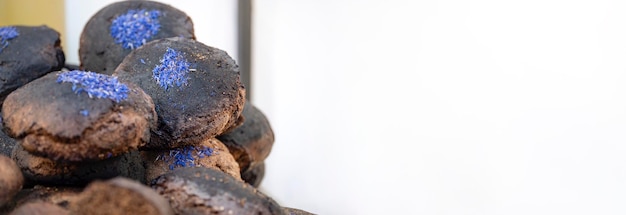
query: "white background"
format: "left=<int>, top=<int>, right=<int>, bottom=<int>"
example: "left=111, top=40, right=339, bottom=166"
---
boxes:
left=66, top=0, right=626, bottom=214
left=253, top=0, right=626, bottom=214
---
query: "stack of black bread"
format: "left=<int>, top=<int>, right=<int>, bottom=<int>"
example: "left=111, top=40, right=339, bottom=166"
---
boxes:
left=0, top=1, right=311, bottom=214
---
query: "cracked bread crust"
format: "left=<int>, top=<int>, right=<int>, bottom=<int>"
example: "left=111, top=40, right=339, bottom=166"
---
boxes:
left=2, top=72, right=156, bottom=162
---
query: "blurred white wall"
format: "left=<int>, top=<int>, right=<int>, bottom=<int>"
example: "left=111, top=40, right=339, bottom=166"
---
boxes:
left=254, top=0, right=626, bottom=214
left=64, top=0, right=237, bottom=65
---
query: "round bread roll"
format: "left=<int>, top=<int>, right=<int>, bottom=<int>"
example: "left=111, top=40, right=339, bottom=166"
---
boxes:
left=218, top=102, right=274, bottom=175
left=79, top=0, right=195, bottom=74
left=114, top=37, right=245, bottom=149
left=0, top=155, right=23, bottom=207
left=2, top=71, right=156, bottom=161
left=70, top=177, right=174, bottom=215
left=12, top=144, right=145, bottom=186
left=143, top=138, right=240, bottom=182
left=0, top=26, right=64, bottom=108
left=151, top=167, right=284, bottom=215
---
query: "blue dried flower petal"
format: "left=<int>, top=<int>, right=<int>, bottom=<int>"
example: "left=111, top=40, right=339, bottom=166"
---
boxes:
left=80, top=109, right=89, bottom=116
left=0, top=27, right=19, bottom=39
left=110, top=9, right=161, bottom=49
left=160, top=146, right=214, bottom=169
left=57, top=70, right=129, bottom=102
left=152, top=48, right=190, bottom=90
left=0, top=26, right=19, bottom=53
